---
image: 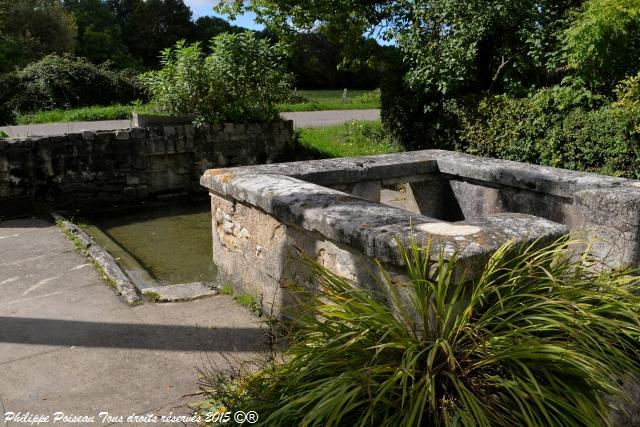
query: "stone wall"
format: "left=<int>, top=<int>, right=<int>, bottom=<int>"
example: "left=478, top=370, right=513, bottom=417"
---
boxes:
left=201, top=150, right=640, bottom=314
left=0, top=121, right=293, bottom=217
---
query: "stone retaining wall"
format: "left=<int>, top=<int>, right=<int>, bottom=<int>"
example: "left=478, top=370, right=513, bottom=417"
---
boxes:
left=0, top=121, right=293, bottom=217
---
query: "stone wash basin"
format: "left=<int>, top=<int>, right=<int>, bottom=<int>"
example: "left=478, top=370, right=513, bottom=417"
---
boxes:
left=200, top=150, right=640, bottom=313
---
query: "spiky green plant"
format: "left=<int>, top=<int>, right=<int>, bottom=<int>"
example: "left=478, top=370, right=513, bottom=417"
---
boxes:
left=201, top=236, right=640, bottom=426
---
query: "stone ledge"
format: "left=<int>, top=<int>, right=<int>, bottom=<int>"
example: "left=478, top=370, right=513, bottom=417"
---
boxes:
left=51, top=213, right=141, bottom=305
left=142, top=283, right=218, bottom=302
left=201, top=150, right=640, bottom=268
left=201, top=158, right=568, bottom=271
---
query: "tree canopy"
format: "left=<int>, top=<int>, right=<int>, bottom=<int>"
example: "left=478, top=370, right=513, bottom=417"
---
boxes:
left=0, top=0, right=77, bottom=70
left=219, top=0, right=639, bottom=98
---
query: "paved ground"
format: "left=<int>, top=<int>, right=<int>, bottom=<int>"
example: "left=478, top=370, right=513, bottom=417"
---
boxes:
left=0, top=109, right=381, bottom=138
left=0, top=219, right=266, bottom=426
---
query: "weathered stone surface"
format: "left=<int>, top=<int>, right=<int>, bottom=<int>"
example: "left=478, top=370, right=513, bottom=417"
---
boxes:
left=201, top=150, right=640, bottom=315
left=142, top=282, right=218, bottom=302
left=51, top=213, right=140, bottom=304
left=0, top=120, right=294, bottom=217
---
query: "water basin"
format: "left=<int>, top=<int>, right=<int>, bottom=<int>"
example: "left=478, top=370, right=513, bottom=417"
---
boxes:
left=82, top=202, right=216, bottom=288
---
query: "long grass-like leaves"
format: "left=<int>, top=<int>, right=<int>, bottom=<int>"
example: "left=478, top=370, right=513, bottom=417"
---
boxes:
left=201, top=235, right=640, bottom=426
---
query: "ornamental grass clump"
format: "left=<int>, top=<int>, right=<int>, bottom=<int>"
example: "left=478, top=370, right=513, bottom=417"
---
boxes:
left=200, top=237, right=640, bottom=426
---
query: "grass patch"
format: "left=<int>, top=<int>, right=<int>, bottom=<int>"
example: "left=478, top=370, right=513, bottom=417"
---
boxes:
left=16, top=104, right=137, bottom=125
left=295, top=89, right=373, bottom=100
left=296, top=120, right=402, bottom=158
left=234, top=293, right=263, bottom=316
left=13, top=90, right=380, bottom=125
left=219, top=283, right=234, bottom=296
left=277, top=89, right=380, bottom=112
left=277, top=101, right=379, bottom=112
left=143, top=290, right=162, bottom=302
left=218, top=283, right=263, bottom=316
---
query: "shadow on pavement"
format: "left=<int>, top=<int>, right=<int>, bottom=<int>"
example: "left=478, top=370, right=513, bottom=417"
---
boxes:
left=0, top=317, right=266, bottom=352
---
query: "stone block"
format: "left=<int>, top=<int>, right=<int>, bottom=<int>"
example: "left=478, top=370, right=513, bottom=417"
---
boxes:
left=136, top=185, right=149, bottom=199
left=115, top=130, right=130, bottom=141
left=130, top=127, right=147, bottom=140
left=348, top=180, right=381, bottom=203
left=122, top=186, right=137, bottom=201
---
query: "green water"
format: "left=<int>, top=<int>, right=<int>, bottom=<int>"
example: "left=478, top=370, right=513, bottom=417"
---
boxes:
left=85, top=203, right=217, bottom=286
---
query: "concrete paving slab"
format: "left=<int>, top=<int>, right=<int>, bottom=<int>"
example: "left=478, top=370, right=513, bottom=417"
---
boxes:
left=1, top=346, right=198, bottom=426
left=0, top=218, right=266, bottom=427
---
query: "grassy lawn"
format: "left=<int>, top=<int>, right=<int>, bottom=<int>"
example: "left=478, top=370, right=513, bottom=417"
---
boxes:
left=14, top=90, right=380, bottom=125
left=277, top=89, right=380, bottom=112
left=16, top=104, right=135, bottom=125
left=296, top=120, right=402, bottom=158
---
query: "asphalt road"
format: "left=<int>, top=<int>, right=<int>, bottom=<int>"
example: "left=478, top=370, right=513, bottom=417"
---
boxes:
left=0, top=109, right=381, bottom=138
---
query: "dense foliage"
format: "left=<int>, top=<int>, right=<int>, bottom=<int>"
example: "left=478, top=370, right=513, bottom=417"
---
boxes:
left=564, top=0, right=640, bottom=92
left=221, top=0, right=640, bottom=179
left=16, top=55, right=135, bottom=112
left=454, top=80, right=640, bottom=178
left=0, top=0, right=385, bottom=125
left=0, top=55, right=136, bottom=123
left=0, top=0, right=77, bottom=71
left=139, top=31, right=292, bottom=123
left=199, top=237, right=640, bottom=426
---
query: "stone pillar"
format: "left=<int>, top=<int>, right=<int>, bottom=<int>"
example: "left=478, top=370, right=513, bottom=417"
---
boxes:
left=349, top=180, right=381, bottom=203
left=404, top=175, right=464, bottom=221
left=575, top=187, right=640, bottom=267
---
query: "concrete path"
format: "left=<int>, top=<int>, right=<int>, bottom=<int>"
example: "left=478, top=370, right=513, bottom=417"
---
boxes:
left=0, top=109, right=381, bottom=138
left=0, top=219, right=266, bottom=426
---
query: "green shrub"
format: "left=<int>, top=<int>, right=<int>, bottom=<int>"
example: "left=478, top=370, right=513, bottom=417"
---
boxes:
left=456, top=85, right=640, bottom=178
left=564, top=0, right=640, bottom=93
left=380, top=57, right=459, bottom=151
left=352, top=88, right=381, bottom=105
left=198, top=237, right=640, bottom=426
left=12, top=54, right=136, bottom=113
left=0, top=72, right=20, bottom=125
left=139, top=31, right=293, bottom=123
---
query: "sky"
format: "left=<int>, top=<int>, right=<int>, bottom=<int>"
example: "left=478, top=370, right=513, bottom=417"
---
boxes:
left=184, top=0, right=265, bottom=31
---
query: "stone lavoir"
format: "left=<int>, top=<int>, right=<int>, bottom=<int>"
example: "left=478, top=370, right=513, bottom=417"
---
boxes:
left=200, top=149, right=640, bottom=315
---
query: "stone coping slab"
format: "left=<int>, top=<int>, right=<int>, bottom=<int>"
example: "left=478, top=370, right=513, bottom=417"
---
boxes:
left=202, top=149, right=639, bottom=199
left=201, top=151, right=571, bottom=269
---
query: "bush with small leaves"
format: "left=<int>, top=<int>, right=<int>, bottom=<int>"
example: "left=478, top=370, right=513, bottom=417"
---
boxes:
left=140, top=31, right=293, bottom=123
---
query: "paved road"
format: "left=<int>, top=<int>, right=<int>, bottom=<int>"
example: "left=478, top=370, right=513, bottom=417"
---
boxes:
left=0, top=109, right=381, bottom=138
left=0, top=219, right=266, bottom=426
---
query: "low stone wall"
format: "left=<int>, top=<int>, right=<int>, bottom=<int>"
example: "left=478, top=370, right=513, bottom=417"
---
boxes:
left=200, top=150, right=640, bottom=315
left=0, top=121, right=293, bottom=217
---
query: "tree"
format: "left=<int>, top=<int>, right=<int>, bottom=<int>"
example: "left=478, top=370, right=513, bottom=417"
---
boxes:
left=124, top=0, right=195, bottom=67
left=219, top=0, right=587, bottom=148
left=0, top=0, right=77, bottom=69
left=221, top=0, right=582, bottom=96
left=288, top=33, right=382, bottom=89
left=64, top=0, right=140, bottom=68
left=193, top=16, right=244, bottom=45
left=564, top=0, right=640, bottom=93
